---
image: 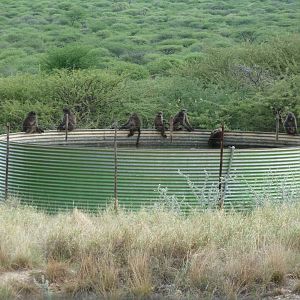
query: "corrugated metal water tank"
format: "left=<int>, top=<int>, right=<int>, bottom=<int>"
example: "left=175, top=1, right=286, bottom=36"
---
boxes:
left=0, top=130, right=299, bottom=212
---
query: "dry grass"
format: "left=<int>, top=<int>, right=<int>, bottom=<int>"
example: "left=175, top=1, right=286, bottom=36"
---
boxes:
left=293, top=280, right=300, bottom=294
left=128, top=251, right=153, bottom=297
left=0, top=286, right=16, bottom=300
left=8, top=279, right=42, bottom=299
left=1, top=200, right=300, bottom=299
left=45, top=259, right=71, bottom=283
left=0, top=271, right=42, bottom=300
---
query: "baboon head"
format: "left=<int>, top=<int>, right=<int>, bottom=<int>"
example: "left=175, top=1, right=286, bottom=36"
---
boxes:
left=180, top=109, right=188, bottom=116
left=287, top=112, right=295, bottom=121
left=63, top=108, right=71, bottom=114
left=28, top=111, right=36, bottom=117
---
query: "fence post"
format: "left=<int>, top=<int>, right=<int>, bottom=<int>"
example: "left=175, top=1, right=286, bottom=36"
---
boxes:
left=169, top=117, right=174, bottom=143
left=218, top=123, right=225, bottom=209
left=65, top=113, right=69, bottom=142
left=275, top=111, right=280, bottom=142
left=223, top=146, right=235, bottom=201
left=4, top=123, right=10, bottom=201
left=114, top=123, right=118, bottom=213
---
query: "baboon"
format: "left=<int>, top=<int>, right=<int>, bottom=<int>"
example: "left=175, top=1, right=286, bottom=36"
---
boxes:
left=22, top=111, right=44, bottom=134
left=172, top=109, right=194, bottom=131
left=119, top=113, right=141, bottom=146
left=208, top=128, right=222, bottom=148
left=57, top=108, right=76, bottom=131
left=154, top=111, right=167, bottom=138
left=282, top=112, right=297, bottom=135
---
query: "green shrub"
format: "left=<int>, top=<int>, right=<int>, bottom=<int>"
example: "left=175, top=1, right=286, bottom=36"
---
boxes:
left=110, top=61, right=149, bottom=80
left=111, top=2, right=129, bottom=12
left=159, top=45, right=183, bottom=55
left=0, top=70, right=125, bottom=132
left=66, top=7, right=85, bottom=26
left=146, top=58, right=181, bottom=76
left=41, top=45, right=98, bottom=71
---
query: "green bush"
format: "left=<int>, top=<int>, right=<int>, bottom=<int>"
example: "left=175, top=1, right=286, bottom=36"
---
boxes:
left=0, top=70, right=125, bottom=132
left=147, top=58, right=181, bottom=76
left=110, top=61, right=149, bottom=80
left=41, top=45, right=98, bottom=71
left=66, top=7, right=85, bottom=26
left=111, top=2, right=129, bottom=12
left=159, top=45, right=183, bottom=55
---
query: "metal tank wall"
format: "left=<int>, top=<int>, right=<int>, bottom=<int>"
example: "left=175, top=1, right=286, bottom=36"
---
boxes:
left=0, top=130, right=299, bottom=212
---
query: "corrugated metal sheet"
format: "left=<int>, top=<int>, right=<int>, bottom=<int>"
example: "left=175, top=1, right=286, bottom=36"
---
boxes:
left=0, top=130, right=299, bottom=212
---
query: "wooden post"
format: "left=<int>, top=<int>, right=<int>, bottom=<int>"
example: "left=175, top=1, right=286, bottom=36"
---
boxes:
left=275, top=111, right=280, bottom=142
left=218, top=123, right=225, bottom=209
left=223, top=146, right=235, bottom=200
left=114, top=123, right=118, bottom=213
left=169, top=117, right=174, bottom=143
left=65, top=113, right=69, bottom=142
left=4, top=123, right=10, bottom=201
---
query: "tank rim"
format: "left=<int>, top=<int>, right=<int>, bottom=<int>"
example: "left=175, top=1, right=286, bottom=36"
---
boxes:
left=0, top=129, right=299, bottom=151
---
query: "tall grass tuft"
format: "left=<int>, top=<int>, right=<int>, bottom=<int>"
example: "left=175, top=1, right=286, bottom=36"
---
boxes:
left=0, top=199, right=300, bottom=298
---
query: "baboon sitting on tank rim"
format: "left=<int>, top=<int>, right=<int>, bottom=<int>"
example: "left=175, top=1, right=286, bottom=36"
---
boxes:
left=119, top=113, right=141, bottom=146
left=282, top=112, right=297, bottom=135
left=172, top=109, right=194, bottom=132
left=57, top=108, right=76, bottom=132
left=22, top=111, right=44, bottom=134
left=208, top=128, right=223, bottom=148
left=154, top=111, right=167, bottom=138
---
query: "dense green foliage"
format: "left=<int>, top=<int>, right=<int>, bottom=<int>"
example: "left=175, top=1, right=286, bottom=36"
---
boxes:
left=0, top=0, right=299, bottom=75
left=0, top=0, right=299, bottom=133
left=1, top=36, right=299, bottom=133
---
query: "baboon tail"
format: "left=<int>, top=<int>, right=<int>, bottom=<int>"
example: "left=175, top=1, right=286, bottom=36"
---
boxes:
left=161, top=128, right=167, bottom=138
left=184, top=124, right=194, bottom=132
left=136, top=129, right=141, bottom=147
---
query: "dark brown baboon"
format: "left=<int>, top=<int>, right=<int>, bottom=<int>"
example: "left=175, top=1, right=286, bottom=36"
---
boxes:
left=57, top=108, right=76, bottom=131
left=154, top=111, right=167, bottom=138
left=173, top=109, right=194, bottom=131
left=283, top=112, right=297, bottom=135
left=119, top=113, right=141, bottom=146
left=22, top=111, right=44, bottom=134
left=208, top=128, right=222, bottom=148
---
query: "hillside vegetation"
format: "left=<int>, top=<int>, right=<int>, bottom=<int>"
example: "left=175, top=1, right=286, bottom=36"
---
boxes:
left=1, top=0, right=299, bottom=75
left=0, top=0, right=299, bottom=133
